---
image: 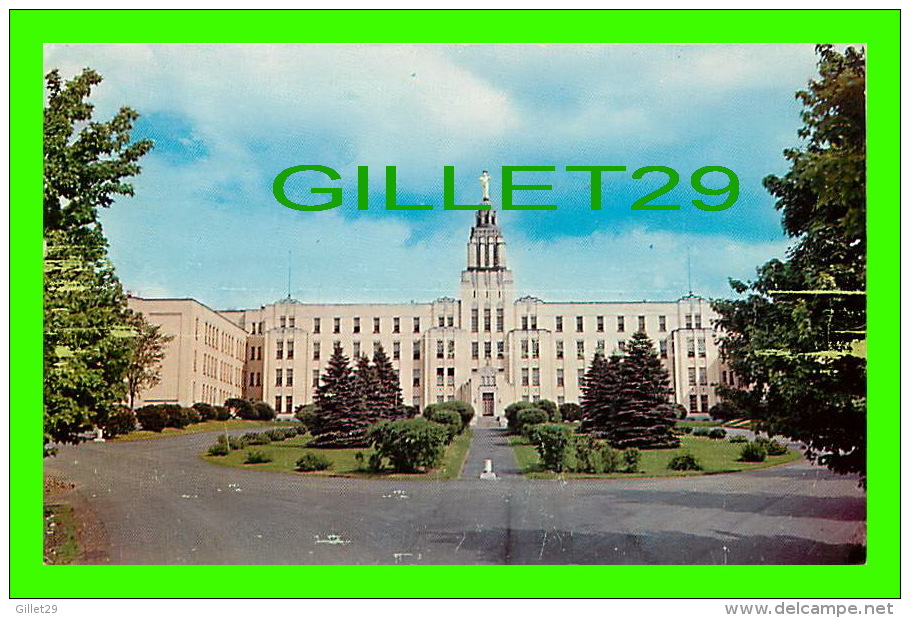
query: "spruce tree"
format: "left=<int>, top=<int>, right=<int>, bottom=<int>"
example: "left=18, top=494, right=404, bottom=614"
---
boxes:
left=311, top=344, right=368, bottom=447
left=372, top=344, right=405, bottom=419
left=579, top=353, right=621, bottom=433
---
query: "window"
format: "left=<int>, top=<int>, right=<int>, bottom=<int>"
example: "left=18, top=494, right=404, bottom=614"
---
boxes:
left=521, top=316, right=528, bottom=330
left=484, top=341, right=492, bottom=359
left=447, top=367, right=455, bottom=385
left=556, top=369, right=564, bottom=387
left=249, top=372, right=255, bottom=387
left=687, top=337, right=695, bottom=357
left=618, top=340, right=626, bottom=352
left=695, top=314, right=702, bottom=329
left=353, top=317, right=361, bottom=333
left=483, top=308, right=491, bottom=332
left=596, top=340, right=605, bottom=355
left=659, top=340, right=668, bottom=358
left=280, top=316, right=286, bottom=328
left=275, top=396, right=282, bottom=414
left=436, top=368, right=444, bottom=386
left=437, top=340, right=444, bottom=359
left=471, top=308, right=478, bottom=332
left=258, top=346, right=262, bottom=360
left=472, top=341, right=479, bottom=360
left=497, top=341, right=504, bottom=359
left=555, top=316, right=563, bottom=332
left=353, top=341, right=361, bottom=357
left=576, top=340, right=585, bottom=359
left=496, top=308, right=504, bottom=332
left=286, top=369, right=294, bottom=387
left=447, top=315, right=454, bottom=328
left=597, top=316, right=604, bottom=332
left=532, top=367, right=540, bottom=386
left=521, top=368, right=529, bottom=386
left=313, top=341, right=320, bottom=360
left=413, top=341, right=421, bottom=360
left=556, top=340, right=564, bottom=359
left=374, top=317, right=381, bottom=333
left=413, top=369, right=421, bottom=387
left=531, top=315, right=537, bottom=330
left=698, top=337, right=707, bottom=357
left=313, top=317, right=321, bottom=334
left=578, top=369, right=585, bottom=386
left=312, top=370, right=320, bottom=387
left=288, top=316, right=295, bottom=328
left=256, top=372, right=261, bottom=386
left=413, top=317, right=420, bottom=333
left=286, top=340, right=294, bottom=360
left=638, top=315, right=646, bottom=331
left=685, top=314, right=693, bottom=329
left=532, top=339, right=539, bottom=359
left=393, top=341, right=400, bottom=360
left=276, top=340, right=284, bottom=359
left=722, top=370, right=728, bottom=384
left=576, top=316, right=584, bottom=332
left=250, top=346, right=256, bottom=361
left=699, top=367, right=708, bottom=385
left=393, top=317, right=400, bottom=333
left=701, top=394, right=709, bottom=412
left=659, top=315, right=666, bottom=332
left=275, top=369, right=283, bottom=387
left=259, top=321, right=264, bottom=334
left=617, top=316, right=625, bottom=332
left=438, top=316, right=445, bottom=328
left=688, top=367, right=697, bottom=386
left=447, top=340, right=455, bottom=359
left=333, top=317, right=341, bottom=333
left=690, top=394, right=699, bottom=412
left=521, top=339, right=529, bottom=359
left=286, top=396, right=293, bottom=414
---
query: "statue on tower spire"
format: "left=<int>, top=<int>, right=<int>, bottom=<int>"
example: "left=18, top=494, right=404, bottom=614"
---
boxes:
left=479, top=170, right=491, bottom=202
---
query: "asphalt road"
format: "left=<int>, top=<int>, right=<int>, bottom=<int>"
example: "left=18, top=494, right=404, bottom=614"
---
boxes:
left=44, top=428, right=866, bottom=565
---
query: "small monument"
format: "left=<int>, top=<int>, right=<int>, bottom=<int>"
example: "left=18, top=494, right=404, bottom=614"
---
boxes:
left=480, top=458, right=497, bottom=480
left=93, top=426, right=105, bottom=442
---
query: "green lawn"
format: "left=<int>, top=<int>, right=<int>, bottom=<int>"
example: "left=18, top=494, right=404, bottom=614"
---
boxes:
left=510, top=434, right=802, bottom=478
left=675, top=419, right=723, bottom=428
left=202, top=429, right=474, bottom=480
left=44, top=504, right=79, bottom=565
left=111, top=419, right=291, bottom=441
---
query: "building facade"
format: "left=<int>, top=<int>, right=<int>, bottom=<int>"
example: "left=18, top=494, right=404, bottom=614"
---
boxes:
left=130, top=192, right=730, bottom=422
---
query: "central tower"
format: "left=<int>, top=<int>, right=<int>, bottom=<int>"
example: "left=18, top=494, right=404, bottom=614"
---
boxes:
left=459, top=171, right=515, bottom=418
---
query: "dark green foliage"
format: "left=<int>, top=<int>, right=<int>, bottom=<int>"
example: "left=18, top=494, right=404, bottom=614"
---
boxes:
left=370, top=345, right=406, bottom=420
left=580, top=333, right=680, bottom=449
left=425, top=409, right=462, bottom=443
left=738, top=441, right=768, bottom=462
left=135, top=405, right=167, bottom=432
left=225, top=398, right=255, bottom=420
left=712, top=46, right=866, bottom=482
left=423, top=400, right=474, bottom=429
left=43, top=69, right=153, bottom=453
left=192, top=402, right=216, bottom=421
left=310, top=345, right=373, bottom=447
left=707, top=428, right=727, bottom=440
left=766, top=439, right=789, bottom=456
left=572, top=434, right=620, bottom=473
left=399, top=405, right=420, bottom=418
left=242, top=432, right=271, bottom=445
left=668, top=452, right=703, bottom=471
left=252, top=401, right=276, bottom=421
left=676, top=426, right=694, bottom=435
left=622, top=448, right=642, bottom=473
left=216, top=434, right=246, bottom=450
left=366, top=418, right=449, bottom=473
left=728, top=434, right=748, bottom=443
left=163, top=405, right=190, bottom=429
left=516, top=408, right=549, bottom=436
left=504, top=401, right=541, bottom=433
left=207, top=443, right=230, bottom=456
left=559, top=402, right=583, bottom=422
left=537, top=399, right=560, bottom=422
left=244, top=450, right=272, bottom=464
left=692, top=427, right=711, bottom=437
left=525, top=423, right=574, bottom=473
left=263, top=429, right=287, bottom=442
left=124, top=313, right=171, bottom=411
left=709, top=400, right=740, bottom=421
left=214, top=406, right=231, bottom=421
left=295, top=453, right=332, bottom=472
left=294, top=404, right=318, bottom=430
left=96, top=405, right=135, bottom=438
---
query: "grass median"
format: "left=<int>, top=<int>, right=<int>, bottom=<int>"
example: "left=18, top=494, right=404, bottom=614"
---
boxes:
left=111, top=419, right=290, bottom=441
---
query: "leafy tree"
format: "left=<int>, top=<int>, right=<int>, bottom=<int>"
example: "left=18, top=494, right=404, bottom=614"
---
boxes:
left=580, top=332, right=679, bottom=449
left=124, top=312, right=172, bottom=410
left=311, top=344, right=368, bottom=447
left=43, top=68, right=153, bottom=453
left=366, top=418, right=449, bottom=473
left=712, top=45, right=866, bottom=481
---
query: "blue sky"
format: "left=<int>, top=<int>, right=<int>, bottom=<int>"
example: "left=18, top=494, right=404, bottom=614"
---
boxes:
left=44, top=43, right=823, bottom=309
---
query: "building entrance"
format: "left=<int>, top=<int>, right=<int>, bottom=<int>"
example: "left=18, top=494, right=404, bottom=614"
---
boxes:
left=482, top=392, right=495, bottom=416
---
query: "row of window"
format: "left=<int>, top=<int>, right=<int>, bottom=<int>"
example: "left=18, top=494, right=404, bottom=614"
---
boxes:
left=198, top=383, right=236, bottom=406
left=196, top=318, right=244, bottom=359
left=689, top=394, right=711, bottom=412
left=687, top=367, right=710, bottom=386
left=275, top=395, right=294, bottom=414
left=195, top=352, right=242, bottom=385
left=470, top=307, right=505, bottom=333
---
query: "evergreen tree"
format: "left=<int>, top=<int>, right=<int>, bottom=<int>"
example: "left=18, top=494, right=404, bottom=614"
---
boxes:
left=713, top=45, right=867, bottom=480
left=43, top=68, right=153, bottom=453
left=372, top=344, right=405, bottom=419
left=351, top=353, right=380, bottom=415
left=311, top=344, right=369, bottom=447
left=581, top=332, right=678, bottom=449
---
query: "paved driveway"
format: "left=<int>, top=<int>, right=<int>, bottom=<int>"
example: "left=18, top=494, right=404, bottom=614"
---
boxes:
left=44, top=428, right=866, bottom=565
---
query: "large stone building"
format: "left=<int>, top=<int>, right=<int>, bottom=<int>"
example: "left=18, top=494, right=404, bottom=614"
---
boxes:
left=130, top=189, right=731, bottom=423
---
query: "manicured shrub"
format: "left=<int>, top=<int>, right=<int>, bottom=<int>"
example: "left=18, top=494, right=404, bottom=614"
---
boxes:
left=242, top=432, right=271, bottom=445
left=559, top=402, right=583, bottom=422
left=214, top=406, right=232, bottom=421
left=264, top=429, right=287, bottom=442
left=425, top=409, right=462, bottom=443
left=366, top=418, right=449, bottom=473
left=738, top=441, right=767, bottom=462
left=516, top=408, right=549, bottom=436
left=526, top=423, right=574, bottom=473
left=537, top=399, right=561, bottom=422
left=423, top=400, right=474, bottom=429
left=162, top=404, right=191, bottom=429
left=728, top=434, right=748, bottom=443
left=766, top=439, right=789, bottom=456
left=675, top=425, right=693, bottom=434
left=707, top=427, right=727, bottom=440
left=504, top=401, right=540, bottom=433
left=294, top=404, right=318, bottom=430
left=709, top=400, right=740, bottom=421
left=692, top=427, right=712, bottom=437
left=622, top=448, right=642, bottom=473
left=99, top=405, right=136, bottom=438
left=184, top=408, right=202, bottom=424
left=244, top=450, right=272, bottom=464
left=573, top=434, right=619, bottom=473
left=668, top=452, right=703, bottom=471
left=252, top=401, right=276, bottom=421
left=192, top=402, right=216, bottom=421
left=295, top=452, right=332, bottom=472
left=225, top=398, right=256, bottom=420
left=207, top=443, right=229, bottom=456
left=135, top=405, right=168, bottom=432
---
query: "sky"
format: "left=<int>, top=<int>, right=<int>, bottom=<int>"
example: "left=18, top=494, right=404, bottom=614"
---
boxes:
left=44, top=43, right=824, bottom=310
